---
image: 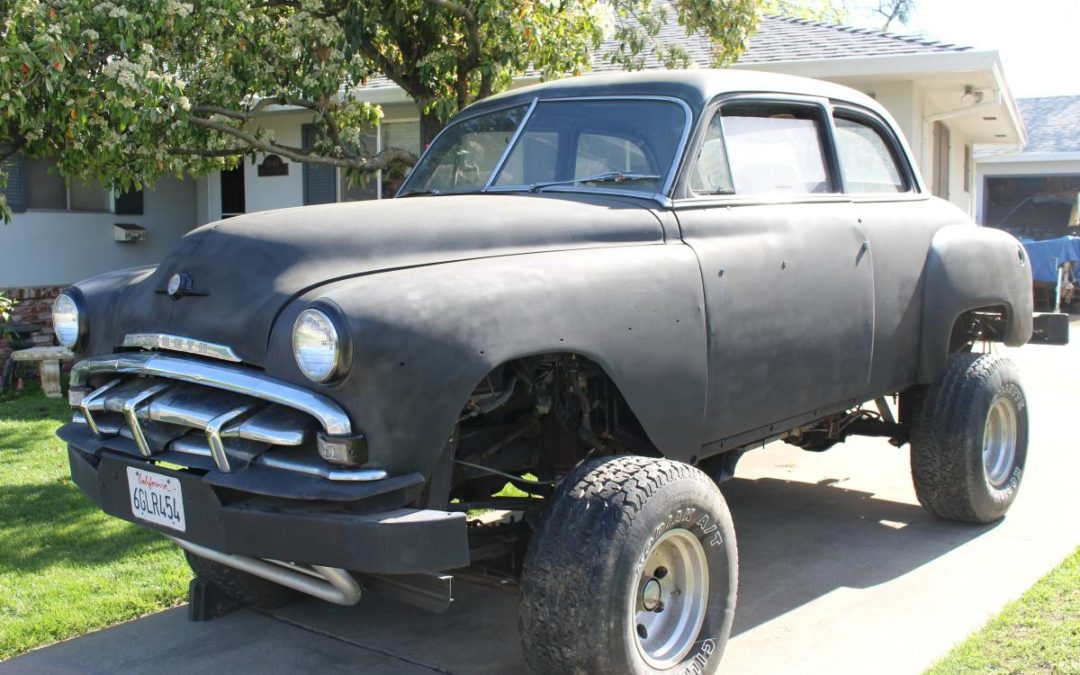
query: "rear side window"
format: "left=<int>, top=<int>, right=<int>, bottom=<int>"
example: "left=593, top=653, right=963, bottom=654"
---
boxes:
left=718, top=103, right=834, bottom=196
left=834, top=116, right=908, bottom=194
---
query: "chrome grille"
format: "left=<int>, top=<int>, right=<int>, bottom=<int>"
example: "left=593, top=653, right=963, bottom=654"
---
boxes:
left=69, top=352, right=385, bottom=483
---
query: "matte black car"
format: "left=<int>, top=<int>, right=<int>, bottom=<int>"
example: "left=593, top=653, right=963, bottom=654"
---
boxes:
left=55, top=70, right=1056, bottom=674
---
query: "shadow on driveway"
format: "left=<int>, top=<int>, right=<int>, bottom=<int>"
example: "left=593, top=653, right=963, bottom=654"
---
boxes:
left=0, top=467, right=999, bottom=675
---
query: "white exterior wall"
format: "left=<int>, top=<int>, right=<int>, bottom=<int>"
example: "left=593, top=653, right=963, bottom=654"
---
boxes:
left=0, top=176, right=196, bottom=287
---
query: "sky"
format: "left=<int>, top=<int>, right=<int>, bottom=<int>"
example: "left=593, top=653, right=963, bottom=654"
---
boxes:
left=849, top=0, right=1080, bottom=98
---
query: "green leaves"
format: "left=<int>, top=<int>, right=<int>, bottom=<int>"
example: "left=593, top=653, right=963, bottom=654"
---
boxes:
left=0, top=0, right=772, bottom=222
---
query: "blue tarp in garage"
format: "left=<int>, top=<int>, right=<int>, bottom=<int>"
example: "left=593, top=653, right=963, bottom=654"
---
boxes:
left=1020, top=236, right=1080, bottom=283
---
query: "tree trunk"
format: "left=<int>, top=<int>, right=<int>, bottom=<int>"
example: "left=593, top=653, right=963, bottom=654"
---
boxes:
left=418, top=105, right=445, bottom=149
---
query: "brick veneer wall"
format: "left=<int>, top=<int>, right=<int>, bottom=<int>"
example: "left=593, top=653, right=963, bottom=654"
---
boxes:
left=0, top=285, right=63, bottom=364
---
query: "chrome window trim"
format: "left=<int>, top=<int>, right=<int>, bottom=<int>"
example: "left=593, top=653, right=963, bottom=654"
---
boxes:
left=123, top=333, right=243, bottom=363
left=484, top=97, right=539, bottom=190
left=71, top=352, right=352, bottom=436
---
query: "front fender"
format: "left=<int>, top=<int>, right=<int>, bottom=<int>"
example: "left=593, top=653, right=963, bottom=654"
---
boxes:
left=917, top=225, right=1033, bottom=383
left=265, top=244, right=708, bottom=476
left=67, top=264, right=158, bottom=358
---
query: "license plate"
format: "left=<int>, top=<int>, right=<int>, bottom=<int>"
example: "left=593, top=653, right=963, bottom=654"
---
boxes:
left=126, top=467, right=186, bottom=532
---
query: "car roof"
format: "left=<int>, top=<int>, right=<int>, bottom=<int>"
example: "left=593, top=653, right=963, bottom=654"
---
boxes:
left=465, top=68, right=885, bottom=119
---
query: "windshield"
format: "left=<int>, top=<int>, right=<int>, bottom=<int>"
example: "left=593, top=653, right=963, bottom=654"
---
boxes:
left=399, top=98, right=687, bottom=198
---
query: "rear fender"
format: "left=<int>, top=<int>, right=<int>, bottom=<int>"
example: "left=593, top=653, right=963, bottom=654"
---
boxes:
left=917, top=225, right=1033, bottom=383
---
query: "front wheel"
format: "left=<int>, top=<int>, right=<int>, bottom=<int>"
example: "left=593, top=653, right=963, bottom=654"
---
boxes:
left=910, top=352, right=1029, bottom=523
left=519, top=456, right=738, bottom=675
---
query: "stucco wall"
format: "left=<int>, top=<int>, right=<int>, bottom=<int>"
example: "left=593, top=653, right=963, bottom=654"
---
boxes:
left=0, top=176, right=197, bottom=288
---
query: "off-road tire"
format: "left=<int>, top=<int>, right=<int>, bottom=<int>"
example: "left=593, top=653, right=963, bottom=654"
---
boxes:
left=184, top=551, right=299, bottom=609
left=519, top=455, right=738, bottom=675
left=910, top=352, right=1028, bottom=523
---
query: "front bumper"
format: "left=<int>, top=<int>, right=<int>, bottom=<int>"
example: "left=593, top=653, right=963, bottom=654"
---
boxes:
left=66, top=436, right=470, bottom=574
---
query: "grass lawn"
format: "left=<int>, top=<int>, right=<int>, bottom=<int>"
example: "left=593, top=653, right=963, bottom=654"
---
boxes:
left=0, top=383, right=189, bottom=660
left=927, top=546, right=1080, bottom=675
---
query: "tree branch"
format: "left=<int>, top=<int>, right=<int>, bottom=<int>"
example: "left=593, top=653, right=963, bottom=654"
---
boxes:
left=187, top=116, right=416, bottom=171
left=426, top=0, right=483, bottom=66
left=168, top=146, right=249, bottom=157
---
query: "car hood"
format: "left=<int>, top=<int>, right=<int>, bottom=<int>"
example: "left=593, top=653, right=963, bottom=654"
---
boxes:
left=102, top=193, right=664, bottom=365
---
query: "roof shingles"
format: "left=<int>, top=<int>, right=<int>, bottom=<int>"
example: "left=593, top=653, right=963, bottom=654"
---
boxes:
left=588, top=14, right=971, bottom=72
left=1016, top=96, right=1080, bottom=154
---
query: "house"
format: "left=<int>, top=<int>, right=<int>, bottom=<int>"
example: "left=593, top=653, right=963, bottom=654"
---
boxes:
left=0, top=15, right=1027, bottom=359
left=975, top=95, right=1080, bottom=235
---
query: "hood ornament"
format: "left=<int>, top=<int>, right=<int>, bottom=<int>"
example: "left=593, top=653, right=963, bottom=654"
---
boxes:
left=160, top=272, right=204, bottom=300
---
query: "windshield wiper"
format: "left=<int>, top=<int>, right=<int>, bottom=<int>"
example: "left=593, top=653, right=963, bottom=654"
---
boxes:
left=397, top=188, right=441, bottom=197
left=528, top=171, right=661, bottom=193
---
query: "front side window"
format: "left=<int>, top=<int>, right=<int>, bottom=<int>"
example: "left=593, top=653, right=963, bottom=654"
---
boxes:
left=400, top=105, right=528, bottom=196
left=718, top=103, right=834, bottom=196
left=399, top=98, right=687, bottom=197
left=834, top=116, right=908, bottom=194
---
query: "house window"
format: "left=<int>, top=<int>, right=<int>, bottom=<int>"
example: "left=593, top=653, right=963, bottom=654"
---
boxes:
left=341, top=130, right=379, bottom=202
left=69, top=177, right=110, bottom=211
left=26, top=157, right=68, bottom=209
left=9, top=156, right=117, bottom=212
left=340, top=120, right=422, bottom=201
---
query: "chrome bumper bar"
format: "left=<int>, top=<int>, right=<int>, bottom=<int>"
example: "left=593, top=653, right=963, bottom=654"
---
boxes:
left=68, top=352, right=385, bottom=483
left=71, top=352, right=351, bottom=435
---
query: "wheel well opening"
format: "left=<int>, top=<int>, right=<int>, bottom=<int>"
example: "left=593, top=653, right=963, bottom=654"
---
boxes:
left=950, top=305, right=1009, bottom=353
left=448, top=353, right=657, bottom=509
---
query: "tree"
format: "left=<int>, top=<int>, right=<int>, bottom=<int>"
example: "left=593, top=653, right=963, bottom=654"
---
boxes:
left=0, top=0, right=779, bottom=221
left=871, top=0, right=915, bottom=31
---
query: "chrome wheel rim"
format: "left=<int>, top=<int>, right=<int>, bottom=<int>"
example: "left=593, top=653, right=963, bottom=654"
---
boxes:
left=631, top=528, right=709, bottom=669
left=983, top=396, right=1018, bottom=488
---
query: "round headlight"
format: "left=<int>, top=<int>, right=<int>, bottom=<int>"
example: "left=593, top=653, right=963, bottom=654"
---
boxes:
left=52, top=293, right=82, bottom=349
left=292, top=308, right=342, bottom=383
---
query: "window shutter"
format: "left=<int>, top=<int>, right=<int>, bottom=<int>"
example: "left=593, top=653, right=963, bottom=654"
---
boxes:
left=1, top=152, right=27, bottom=213
left=115, top=188, right=144, bottom=215
left=302, top=124, right=337, bottom=205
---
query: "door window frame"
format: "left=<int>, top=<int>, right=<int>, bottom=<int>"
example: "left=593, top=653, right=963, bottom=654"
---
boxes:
left=830, top=104, right=919, bottom=198
left=673, top=93, right=846, bottom=205
left=674, top=94, right=927, bottom=208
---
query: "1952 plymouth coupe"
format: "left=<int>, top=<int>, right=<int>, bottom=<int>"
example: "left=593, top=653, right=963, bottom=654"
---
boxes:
left=53, top=70, right=1064, bottom=674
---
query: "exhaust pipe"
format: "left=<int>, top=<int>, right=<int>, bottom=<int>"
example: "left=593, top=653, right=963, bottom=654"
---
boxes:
left=168, top=537, right=361, bottom=606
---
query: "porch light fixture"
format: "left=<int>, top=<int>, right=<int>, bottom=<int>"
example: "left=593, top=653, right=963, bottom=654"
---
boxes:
left=961, top=86, right=984, bottom=105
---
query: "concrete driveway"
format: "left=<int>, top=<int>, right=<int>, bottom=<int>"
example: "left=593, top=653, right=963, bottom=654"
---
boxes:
left=4, top=323, right=1078, bottom=675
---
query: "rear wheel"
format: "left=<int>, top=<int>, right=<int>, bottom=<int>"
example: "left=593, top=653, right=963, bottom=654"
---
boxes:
left=519, top=456, right=738, bottom=675
left=184, top=551, right=299, bottom=609
left=910, top=352, right=1028, bottom=523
